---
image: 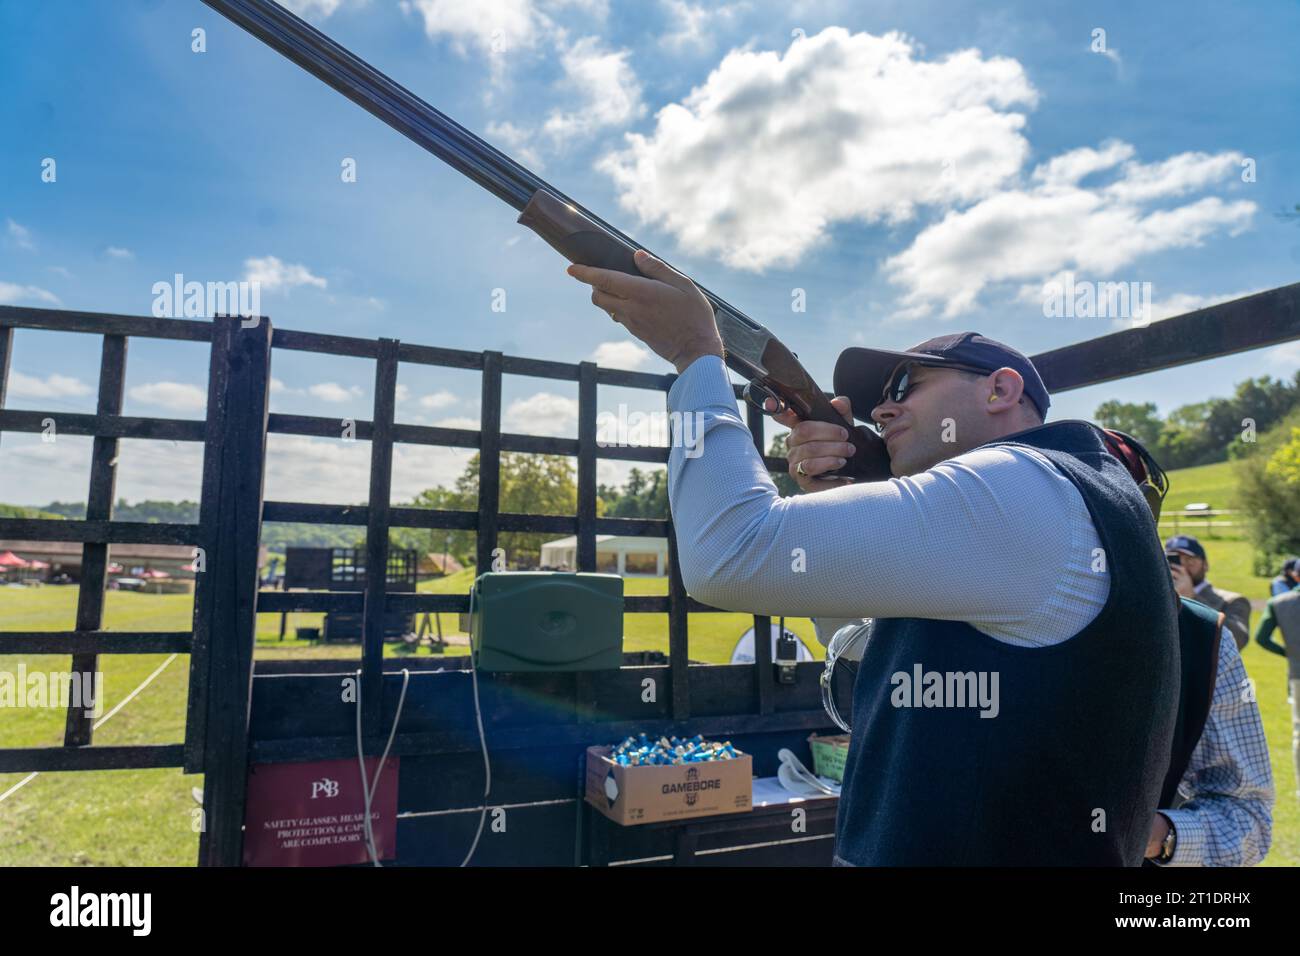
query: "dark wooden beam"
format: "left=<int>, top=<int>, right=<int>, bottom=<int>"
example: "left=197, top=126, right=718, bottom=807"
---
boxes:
left=1032, top=282, right=1300, bottom=392
left=0, top=305, right=212, bottom=341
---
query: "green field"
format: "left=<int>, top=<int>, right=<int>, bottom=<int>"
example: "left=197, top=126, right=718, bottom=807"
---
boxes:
left=0, top=571, right=823, bottom=866
left=2, top=460, right=1297, bottom=866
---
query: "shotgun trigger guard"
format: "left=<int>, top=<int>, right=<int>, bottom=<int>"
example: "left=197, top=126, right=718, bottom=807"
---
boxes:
left=743, top=381, right=785, bottom=416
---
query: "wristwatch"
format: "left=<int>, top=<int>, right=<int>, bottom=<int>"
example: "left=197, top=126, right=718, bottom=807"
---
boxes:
left=1156, top=814, right=1177, bottom=863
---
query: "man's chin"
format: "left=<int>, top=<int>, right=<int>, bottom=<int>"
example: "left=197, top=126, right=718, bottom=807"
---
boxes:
left=888, top=448, right=919, bottom=478
left=889, top=445, right=942, bottom=478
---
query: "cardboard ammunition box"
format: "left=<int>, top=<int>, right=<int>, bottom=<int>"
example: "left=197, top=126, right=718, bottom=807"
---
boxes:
left=807, top=733, right=850, bottom=783
left=584, top=745, right=753, bottom=826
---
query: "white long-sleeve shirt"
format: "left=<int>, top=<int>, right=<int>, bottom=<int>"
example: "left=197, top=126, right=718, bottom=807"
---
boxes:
left=666, top=355, right=1109, bottom=647
left=664, top=356, right=1271, bottom=865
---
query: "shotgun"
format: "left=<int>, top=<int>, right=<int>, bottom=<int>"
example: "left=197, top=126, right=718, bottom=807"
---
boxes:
left=198, top=0, right=893, bottom=481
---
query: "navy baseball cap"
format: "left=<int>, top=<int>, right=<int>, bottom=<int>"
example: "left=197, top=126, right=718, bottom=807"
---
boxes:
left=1286, top=557, right=1300, bottom=573
left=833, top=332, right=1051, bottom=423
left=1164, top=536, right=1207, bottom=561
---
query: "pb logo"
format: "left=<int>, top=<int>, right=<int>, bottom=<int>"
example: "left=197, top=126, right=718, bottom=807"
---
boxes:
left=685, top=767, right=699, bottom=807
left=310, top=777, right=340, bottom=799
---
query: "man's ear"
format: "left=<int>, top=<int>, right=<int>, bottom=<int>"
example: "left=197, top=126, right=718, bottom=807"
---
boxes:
left=987, top=367, right=1026, bottom=410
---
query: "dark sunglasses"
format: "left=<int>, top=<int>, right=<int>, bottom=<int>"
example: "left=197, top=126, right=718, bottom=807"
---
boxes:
left=878, top=361, right=991, bottom=407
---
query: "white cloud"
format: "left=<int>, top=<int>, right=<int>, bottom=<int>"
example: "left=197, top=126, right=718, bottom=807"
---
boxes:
left=308, top=382, right=363, bottom=403
left=243, top=255, right=327, bottom=294
left=0, top=435, right=207, bottom=505
left=1265, top=340, right=1300, bottom=370
left=549, top=0, right=607, bottom=13
left=402, top=0, right=550, bottom=56
left=886, top=145, right=1255, bottom=319
left=104, top=246, right=134, bottom=260
left=6, top=219, right=34, bottom=251
left=433, top=415, right=481, bottom=430
left=486, top=121, right=543, bottom=170
left=279, top=0, right=358, bottom=18
left=7, top=371, right=92, bottom=400
left=262, top=433, right=473, bottom=504
left=420, top=389, right=459, bottom=410
left=1103, top=151, right=1245, bottom=204
left=659, top=0, right=746, bottom=53
left=0, top=281, right=60, bottom=306
left=1015, top=272, right=1262, bottom=329
left=589, top=340, right=652, bottom=369
left=1092, top=37, right=1122, bottom=72
left=1146, top=288, right=1262, bottom=323
left=503, top=391, right=579, bottom=436
left=542, top=36, right=645, bottom=141
left=128, top=381, right=208, bottom=412
left=598, top=27, right=1037, bottom=271
left=47, top=266, right=74, bottom=280
left=1031, top=141, right=1134, bottom=187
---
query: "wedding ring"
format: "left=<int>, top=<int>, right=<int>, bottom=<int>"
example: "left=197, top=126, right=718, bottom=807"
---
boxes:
left=796, top=460, right=807, bottom=477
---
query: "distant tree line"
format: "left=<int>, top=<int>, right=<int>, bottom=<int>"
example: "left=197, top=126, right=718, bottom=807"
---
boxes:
left=1095, top=371, right=1300, bottom=470
left=17, top=364, right=1298, bottom=567
left=1238, top=405, right=1300, bottom=568
left=597, top=467, right=669, bottom=519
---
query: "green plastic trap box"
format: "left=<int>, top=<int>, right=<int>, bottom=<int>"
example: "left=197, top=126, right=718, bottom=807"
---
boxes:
left=468, top=572, right=624, bottom=671
left=808, top=733, right=850, bottom=783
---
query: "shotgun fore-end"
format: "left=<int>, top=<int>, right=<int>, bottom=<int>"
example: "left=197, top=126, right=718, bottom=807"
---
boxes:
left=517, top=189, right=640, bottom=275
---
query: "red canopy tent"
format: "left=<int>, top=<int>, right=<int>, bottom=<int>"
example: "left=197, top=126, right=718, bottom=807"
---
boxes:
left=0, top=551, right=30, bottom=567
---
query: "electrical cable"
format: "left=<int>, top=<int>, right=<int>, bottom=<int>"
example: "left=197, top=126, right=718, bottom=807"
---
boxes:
left=355, top=665, right=410, bottom=866
left=459, top=581, right=491, bottom=867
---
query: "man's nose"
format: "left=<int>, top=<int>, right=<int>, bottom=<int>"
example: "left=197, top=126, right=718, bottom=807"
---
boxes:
left=871, top=401, right=899, bottom=429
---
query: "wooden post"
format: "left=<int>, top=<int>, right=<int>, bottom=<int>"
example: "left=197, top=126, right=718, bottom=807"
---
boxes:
left=575, top=361, right=599, bottom=721
left=64, top=334, right=127, bottom=746
left=196, top=315, right=272, bottom=867
left=361, top=338, right=399, bottom=736
left=476, top=352, right=502, bottom=575
left=0, top=326, right=11, bottom=453
left=667, top=509, right=690, bottom=722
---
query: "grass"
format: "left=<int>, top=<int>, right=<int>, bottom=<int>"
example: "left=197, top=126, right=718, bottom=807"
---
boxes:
left=2, top=459, right=1297, bottom=866
left=1161, top=459, right=1243, bottom=513
left=0, top=573, right=822, bottom=866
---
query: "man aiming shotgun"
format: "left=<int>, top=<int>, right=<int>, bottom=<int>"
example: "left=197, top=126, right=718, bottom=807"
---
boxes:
left=204, top=0, right=1185, bottom=865
left=567, top=253, right=1181, bottom=865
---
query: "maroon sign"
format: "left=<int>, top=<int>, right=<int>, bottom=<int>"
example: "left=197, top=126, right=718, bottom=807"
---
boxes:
left=242, top=757, right=399, bottom=867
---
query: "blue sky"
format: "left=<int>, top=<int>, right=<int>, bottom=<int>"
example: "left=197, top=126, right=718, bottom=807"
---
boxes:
left=2, top=0, right=1298, bottom=506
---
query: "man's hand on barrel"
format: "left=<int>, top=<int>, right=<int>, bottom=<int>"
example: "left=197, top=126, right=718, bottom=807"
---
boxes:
left=764, top=395, right=860, bottom=493
left=566, top=250, right=724, bottom=375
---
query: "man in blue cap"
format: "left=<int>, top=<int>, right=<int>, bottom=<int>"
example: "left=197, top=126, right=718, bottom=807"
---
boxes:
left=1165, top=535, right=1251, bottom=651
left=567, top=254, right=1180, bottom=865
left=1270, top=557, right=1299, bottom=597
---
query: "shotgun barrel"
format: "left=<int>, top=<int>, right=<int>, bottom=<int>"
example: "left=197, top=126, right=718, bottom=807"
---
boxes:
left=199, top=0, right=894, bottom=480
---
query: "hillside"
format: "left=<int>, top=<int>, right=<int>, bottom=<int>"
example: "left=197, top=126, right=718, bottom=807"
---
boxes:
left=1161, top=459, right=1241, bottom=512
